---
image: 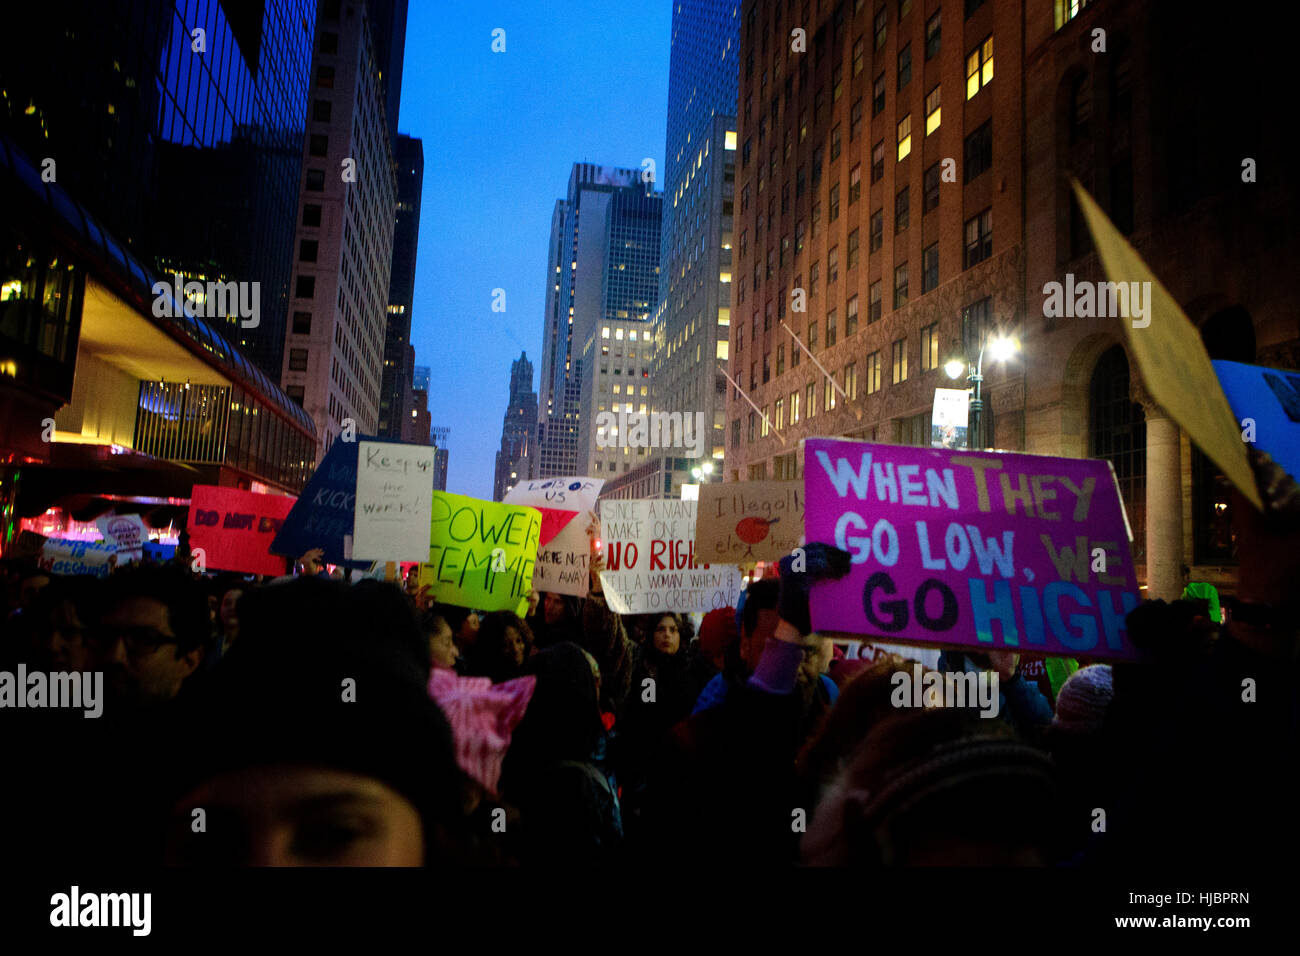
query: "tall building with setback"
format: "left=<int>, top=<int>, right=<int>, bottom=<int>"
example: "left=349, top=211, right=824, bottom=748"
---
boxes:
left=652, top=0, right=743, bottom=483
left=281, top=0, right=403, bottom=459
left=536, top=164, right=662, bottom=479
left=494, top=351, right=537, bottom=500
left=378, top=134, right=423, bottom=438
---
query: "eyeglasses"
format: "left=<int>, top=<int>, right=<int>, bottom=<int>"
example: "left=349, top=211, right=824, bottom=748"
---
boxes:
left=90, top=626, right=181, bottom=658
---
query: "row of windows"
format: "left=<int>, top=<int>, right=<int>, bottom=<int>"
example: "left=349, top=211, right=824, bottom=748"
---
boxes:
left=737, top=204, right=993, bottom=364
left=741, top=29, right=993, bottom=183
left=738, top=117, right=995, bottom=312
left=733, top=319, right=949, bottom=446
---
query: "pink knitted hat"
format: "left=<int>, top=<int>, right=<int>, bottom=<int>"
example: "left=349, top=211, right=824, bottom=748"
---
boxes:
left=428, top=669, right=537, bottom=798
left=1051, top=664, right=1114, bottom=736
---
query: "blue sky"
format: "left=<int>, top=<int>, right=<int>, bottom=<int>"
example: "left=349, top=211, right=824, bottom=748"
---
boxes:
left=398, top=1, right=671, bottom=499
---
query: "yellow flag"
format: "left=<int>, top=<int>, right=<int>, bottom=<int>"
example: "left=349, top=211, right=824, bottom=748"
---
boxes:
left=1070, top=179, right=1261, bottom=510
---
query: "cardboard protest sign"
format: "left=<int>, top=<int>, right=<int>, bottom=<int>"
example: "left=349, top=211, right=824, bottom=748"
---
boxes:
left=695, top=481, right=803, bottom=563
left=97, top=513, right=148, bottom=562
left=504, top=478, right=604, bottom=596
left=271, top=438, right=371, bottom=569
left=351, top=441, right=436, bottom=562
left=418, top=492, right=541, bottom=614
left=188, top=485, right=297, bottom=576
left=39, top=538, right=118, bottom=578
left=598, top=498, right=743, bottom=614
left=804, top=438, right=1141, bottom=661
left=530, top=510, right=593, bottom=596
left=1212, top=360, right=1300, bottom=483
left=1071, top=179, right=1261, bottom=509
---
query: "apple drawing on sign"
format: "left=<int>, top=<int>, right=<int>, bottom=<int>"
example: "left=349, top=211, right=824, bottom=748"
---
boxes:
left=734, top=516, right=780, bottom=558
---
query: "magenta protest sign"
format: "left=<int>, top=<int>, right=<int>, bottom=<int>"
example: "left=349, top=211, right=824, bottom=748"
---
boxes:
left=804, top=438, right=1140, bottom=661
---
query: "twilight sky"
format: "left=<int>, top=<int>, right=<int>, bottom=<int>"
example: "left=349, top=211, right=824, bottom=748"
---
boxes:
left=398, top=1, right=671, bottom=498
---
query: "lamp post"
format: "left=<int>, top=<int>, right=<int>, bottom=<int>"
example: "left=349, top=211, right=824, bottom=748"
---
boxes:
left=945, top=332, right=1017, bottom=451
left=691, top=460, right=715, bottom=483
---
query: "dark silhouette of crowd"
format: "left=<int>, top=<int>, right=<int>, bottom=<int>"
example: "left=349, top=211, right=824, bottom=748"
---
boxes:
left=1, top=447, right=1296, bottom=867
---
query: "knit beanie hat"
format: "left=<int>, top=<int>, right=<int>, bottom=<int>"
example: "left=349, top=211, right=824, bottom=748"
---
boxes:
left=160, top=577, right=464, bottom=835
left=428, top=670, right=536, bottom=799
left=698, top=607, right=737, bottom=662
left=1051, top=664, right=1114, bottom=737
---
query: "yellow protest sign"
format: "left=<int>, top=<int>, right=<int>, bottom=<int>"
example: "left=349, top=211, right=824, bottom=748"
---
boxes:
left=1071, top=179, right=1261, bottom=510
left=418, top=491, right=540, bottom=614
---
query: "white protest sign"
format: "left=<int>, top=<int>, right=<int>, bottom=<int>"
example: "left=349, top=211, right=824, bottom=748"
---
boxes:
left=97, top=513, right=149, bottom=562
left=38, top=539, right=118, bottom=578
left=352, top=441, right=436, bottom=562
left=505, top=476, right=605, bottom=597
left=504, top=476, right=605, bottom=513
left=597, top=498, right=742, bottom=614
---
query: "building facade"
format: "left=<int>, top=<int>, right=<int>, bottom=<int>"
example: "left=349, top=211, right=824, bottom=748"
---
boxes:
left=378, top=134, right=423, bottom=438
left=650, top=0, right=743, bottom=483
left=536, top=164, right=663, bottom=480
left=493, top=351, right=537, bottom=500
left=728, top=0, right=1297, bottom=601
left=281, top=0, right=401, bottom=460
left=1, top=0, right=316, bottom=399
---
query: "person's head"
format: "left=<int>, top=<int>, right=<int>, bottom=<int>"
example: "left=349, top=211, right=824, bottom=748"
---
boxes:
left=18, top=569, right=52, bottom=612
left=162, top=577, right=463, bottom=866
left=433, top=603, right=480, bottom=651
left=421, top=610, right=459, bottom=670
left=698, top=607, right=738, bottom=671
left=739, top=579, right=781, bottom=673
left=651, top=613, right=683, bottom=656
left=1049, top=664, right=1114, bottom=742
left=502, top=642, right=603, bottom=787
left=803, top=707, right=1057, bottom=866
left=542, top=591, right=568, bottom=625
left=31, top=576, right=104, bottom=672
left=97, top=566, right=209, bottom=706
left=469, top=611, right=533, bottom=682
left=796, top=654, right=915, bottom=792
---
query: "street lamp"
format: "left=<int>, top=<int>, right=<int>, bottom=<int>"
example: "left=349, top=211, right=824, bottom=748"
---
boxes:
left=691, top=460, right=715, bottom=482
left=945, top=331, right=1019, bottom=451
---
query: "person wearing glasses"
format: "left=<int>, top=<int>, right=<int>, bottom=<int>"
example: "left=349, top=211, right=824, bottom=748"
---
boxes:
left=95, top=566, right=211, bottom=710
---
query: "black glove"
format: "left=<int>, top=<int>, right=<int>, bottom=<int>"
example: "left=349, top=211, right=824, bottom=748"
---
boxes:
left=777, top=542, right=852, bottom=636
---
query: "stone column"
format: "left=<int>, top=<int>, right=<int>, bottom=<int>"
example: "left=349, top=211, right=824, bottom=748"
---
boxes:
left=1142, top=404, right=1184, bottom=601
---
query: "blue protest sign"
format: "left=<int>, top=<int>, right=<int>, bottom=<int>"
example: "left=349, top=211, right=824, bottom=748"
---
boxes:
left=1212, top=360, right=1300, bottom=483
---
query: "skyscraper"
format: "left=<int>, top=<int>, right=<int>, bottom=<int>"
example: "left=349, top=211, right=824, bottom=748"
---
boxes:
left=378, top=134, right=424, bottom=438
left=536, top=164, right=662, bottom=479
left=280, top=0, right=404, bottom=459
left=493, top=351, right=537, bottom=500
left=652, top=1, right=743, bottom=478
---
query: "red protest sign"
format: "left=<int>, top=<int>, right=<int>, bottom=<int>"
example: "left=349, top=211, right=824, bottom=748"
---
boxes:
left=187, top=485, right=298, bottom=575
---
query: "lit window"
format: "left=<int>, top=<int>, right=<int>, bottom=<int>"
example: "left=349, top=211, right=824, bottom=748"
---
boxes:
left=717, top=340, right=730, bottom=360
left=720, top=271, right=732, bottom=283
left=897, top=115, right=912, bottom=161
left=925, top=86, right=941, bottom=135
left=602, top=327, right=610, bottom=338
left=966, top=36, right=993, bottom=100
left=725, top=130, right=737, bottom=150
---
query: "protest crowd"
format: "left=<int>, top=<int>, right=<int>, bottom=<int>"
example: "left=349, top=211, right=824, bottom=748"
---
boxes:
left=1, top=445, right=1296, bottom=869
